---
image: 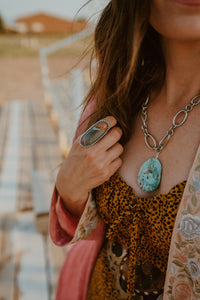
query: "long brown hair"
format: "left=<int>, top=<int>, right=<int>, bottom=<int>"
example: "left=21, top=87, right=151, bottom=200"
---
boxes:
left=82, top=0, right=166, bottom=145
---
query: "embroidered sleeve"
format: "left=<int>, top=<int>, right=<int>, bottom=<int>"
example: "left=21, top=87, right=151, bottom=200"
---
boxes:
left=71, top=190, right=102, bottom=243
left=49, top=187, right=101, bottom=246
left=164, top=147, right=200, bottom=300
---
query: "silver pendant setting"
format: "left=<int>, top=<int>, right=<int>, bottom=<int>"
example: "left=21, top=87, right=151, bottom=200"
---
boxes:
left=139, top=94, right=200, bottom=192
left=137, top=158, right=162, bottom=192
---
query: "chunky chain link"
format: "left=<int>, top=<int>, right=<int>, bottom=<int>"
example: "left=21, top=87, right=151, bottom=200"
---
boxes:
left=141, top=94, right=200, bottom=155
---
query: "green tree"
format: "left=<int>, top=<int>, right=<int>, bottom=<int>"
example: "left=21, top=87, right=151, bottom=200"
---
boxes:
left=0, top=14, right=5, bottom=33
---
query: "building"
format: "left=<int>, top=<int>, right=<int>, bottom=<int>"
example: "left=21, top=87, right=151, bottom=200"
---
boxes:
left=15, top=12, right=87, bottom=34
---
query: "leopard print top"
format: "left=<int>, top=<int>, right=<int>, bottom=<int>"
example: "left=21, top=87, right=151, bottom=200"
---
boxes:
left=87, top=172, right=186, bottom=300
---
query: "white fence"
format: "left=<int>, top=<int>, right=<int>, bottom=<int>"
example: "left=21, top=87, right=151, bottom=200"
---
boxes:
left=39, top=27, right=95, bottom=156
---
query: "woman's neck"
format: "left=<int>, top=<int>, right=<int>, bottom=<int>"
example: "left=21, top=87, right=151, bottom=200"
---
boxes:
left=158, top=38, right=200, bottom=107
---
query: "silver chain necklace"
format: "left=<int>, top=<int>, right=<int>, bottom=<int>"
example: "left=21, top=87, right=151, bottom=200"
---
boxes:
left=137, top=94, right=200, bottom=192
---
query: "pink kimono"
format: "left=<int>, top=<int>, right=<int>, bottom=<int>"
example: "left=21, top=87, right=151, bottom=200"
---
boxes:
left=49, top=102, right=200, bottom=300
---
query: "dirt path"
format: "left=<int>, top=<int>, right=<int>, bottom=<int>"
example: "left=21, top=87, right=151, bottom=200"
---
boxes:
left=0, top=57, right=43, bottom=103
left=0, top=56, right=89, bottom=103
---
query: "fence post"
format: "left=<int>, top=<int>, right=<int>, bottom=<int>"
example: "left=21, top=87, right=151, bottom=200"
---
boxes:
left=71, top=68, right=84, bottom=129
left=39, top=49, right=52, bottom=108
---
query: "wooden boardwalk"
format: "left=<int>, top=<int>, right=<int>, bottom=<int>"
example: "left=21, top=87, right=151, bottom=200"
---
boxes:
left=0, top=99, right=69, bottom=300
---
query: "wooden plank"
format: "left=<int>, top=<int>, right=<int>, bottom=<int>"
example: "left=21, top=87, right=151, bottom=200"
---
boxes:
left=0, top=103, right=9, bottom=172
left=0, top=215, right=16, bottom=300
left=13, top=212, right=49, bottom=300
left=32, top=170, right=53, bottom=215
left=0, top=99, right=69, bottom=299
left=0, top=98, right=70, bottom=299
left=0, top=218, right=3, bottom=264
left=32, top=170, right=55, bottom=234
left=30, top=99, right=62, bottom=171
left=0, top=101, right=21, bottom=214
left=29, top=99, right=62, bottom=233
left=0, top=102, right=20, bottom=299
left=17, top=102, right=33, bottom=212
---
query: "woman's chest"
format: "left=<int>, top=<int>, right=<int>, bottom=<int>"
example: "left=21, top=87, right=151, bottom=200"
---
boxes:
left=118, top=116, right=200, bottom=198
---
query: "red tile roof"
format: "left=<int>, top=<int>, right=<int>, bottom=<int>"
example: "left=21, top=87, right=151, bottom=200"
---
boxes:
left=17, top=12, right=87, bottom=34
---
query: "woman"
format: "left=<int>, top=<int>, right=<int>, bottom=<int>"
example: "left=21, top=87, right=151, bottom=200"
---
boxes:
left=50, top=0, right=200, bottom=299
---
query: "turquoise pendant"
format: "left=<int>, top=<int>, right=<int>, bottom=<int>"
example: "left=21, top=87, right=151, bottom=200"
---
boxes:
left=137, top=158, right=162, bottom=192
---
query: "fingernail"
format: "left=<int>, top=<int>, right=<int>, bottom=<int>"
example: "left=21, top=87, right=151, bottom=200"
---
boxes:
left=96, top=121, right=108, bottom=132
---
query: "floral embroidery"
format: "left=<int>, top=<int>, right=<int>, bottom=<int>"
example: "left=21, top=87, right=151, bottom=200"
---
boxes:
left=72, top=192, right=102, bottom=243
left=165, top=149, right=200, bottom=300
left=192, top=174, right=200, bottom=191
left=180, top=214, right=200, bottom=239
left=188, top=260, right=200, bottom=278
left=172, top=281, right=193, bottom=300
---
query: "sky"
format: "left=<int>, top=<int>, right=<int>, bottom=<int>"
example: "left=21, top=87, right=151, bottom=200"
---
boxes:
left=0, top=0, right=108, bottom=24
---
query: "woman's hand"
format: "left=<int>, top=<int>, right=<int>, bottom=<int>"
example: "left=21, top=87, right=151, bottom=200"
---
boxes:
left=56, top=116, right=123, bottom=216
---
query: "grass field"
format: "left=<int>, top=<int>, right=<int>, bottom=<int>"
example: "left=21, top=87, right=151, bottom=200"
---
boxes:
left=0, top=33, right=93, bottom=57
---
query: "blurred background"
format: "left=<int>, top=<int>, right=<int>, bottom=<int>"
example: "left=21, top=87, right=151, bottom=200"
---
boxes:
left=0, top=0, right=107, bottom=103
left=0, top=0, right=107, bottom=299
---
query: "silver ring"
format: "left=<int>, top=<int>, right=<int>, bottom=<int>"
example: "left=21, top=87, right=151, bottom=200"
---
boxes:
left=80, top=119, right=110, bottom=148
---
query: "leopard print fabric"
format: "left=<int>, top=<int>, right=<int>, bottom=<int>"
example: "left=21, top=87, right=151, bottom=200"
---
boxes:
left=87, top=172, right=186, bottom=299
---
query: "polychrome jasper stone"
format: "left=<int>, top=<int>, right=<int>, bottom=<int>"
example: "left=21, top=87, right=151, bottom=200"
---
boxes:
left=137, top=158, right=162, bottom=192
left=80, top=120, right=109, bottom=147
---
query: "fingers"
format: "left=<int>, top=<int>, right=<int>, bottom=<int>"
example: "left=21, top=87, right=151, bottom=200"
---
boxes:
left=106, top=142, right=124, bottom=162
left=97, top=126, right=123, bottom=151
left=99, top=116, right=118, bottom=129
left=109, top=157, right=123, bottom=175
left=91, top=155, right=123, bottom=185
left=95, top=143, right=123, bottom=182
left=95, top=116, right=123, bottom=151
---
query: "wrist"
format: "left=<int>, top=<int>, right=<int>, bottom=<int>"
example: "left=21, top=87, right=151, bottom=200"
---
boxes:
left=61, top=191, right=90, bottom=217
left=55, top=183, right=90, bottom=217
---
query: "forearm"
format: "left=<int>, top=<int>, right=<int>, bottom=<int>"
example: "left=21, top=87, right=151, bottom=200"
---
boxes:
left=55, top=168, right=90, bottom=217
